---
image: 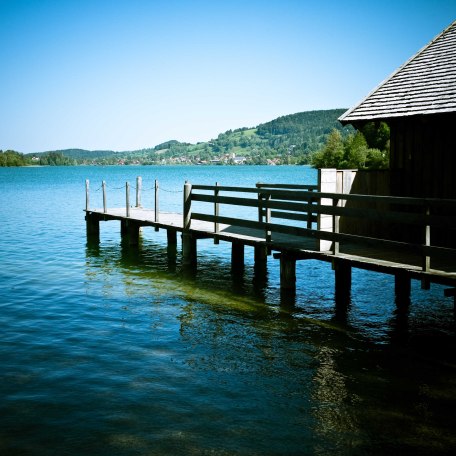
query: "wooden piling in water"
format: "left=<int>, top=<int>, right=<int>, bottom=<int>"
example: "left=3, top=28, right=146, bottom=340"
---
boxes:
left=334, top=261, right=352, bottom=304
left=121, top=220, right=140, bottom=246
left=231, top=242, right=244, bottom=272
left=395, top=271, right=411, bottom=301
left=182, top=233, right=197, bottom=266
left=280, top=254, right=296, bottom=290
left=86, top=213, right=100, bottom=240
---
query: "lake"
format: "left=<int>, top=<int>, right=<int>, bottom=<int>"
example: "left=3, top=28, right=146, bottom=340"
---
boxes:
left=0, top=165, right=455, bottom=455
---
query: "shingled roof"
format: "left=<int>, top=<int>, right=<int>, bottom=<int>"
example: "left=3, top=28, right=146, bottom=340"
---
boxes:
left=339, top=20, right=456, bottom=124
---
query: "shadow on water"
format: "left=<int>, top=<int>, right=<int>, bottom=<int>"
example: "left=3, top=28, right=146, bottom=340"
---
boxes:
left=82, top=232, right=456, bottom=456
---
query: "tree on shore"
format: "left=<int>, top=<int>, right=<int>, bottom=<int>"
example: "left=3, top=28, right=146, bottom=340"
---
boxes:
left=0, top=150, right=29, bottom=166
left=311, top=122, right=390, bottom=169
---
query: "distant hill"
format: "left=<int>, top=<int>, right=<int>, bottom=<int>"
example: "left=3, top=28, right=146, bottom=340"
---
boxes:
left=26, top=148, right=118, bottom=160
left=24, top=109, right=353, bottom=165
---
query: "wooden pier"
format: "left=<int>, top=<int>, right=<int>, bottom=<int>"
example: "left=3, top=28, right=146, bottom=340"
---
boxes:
left=84, top=177, right=456, bottom=307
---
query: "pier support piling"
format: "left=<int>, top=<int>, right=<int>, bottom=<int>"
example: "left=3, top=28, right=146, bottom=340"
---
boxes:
left=167, top=229, right=177, bottom=247
left=182, top=233, right=197, bottom=266
left=334, top=261, right=351, bottom=305
left=280, top=254, right=296, bottom=291
left=121, top=220, right=140, bottom=246
left=86, top=213, right=100, bottom=242
left=395, top=272, right=411, bottom=302
left=231, top=242, right=245, bottom=273
left=254, top=245, right=268, bottom=269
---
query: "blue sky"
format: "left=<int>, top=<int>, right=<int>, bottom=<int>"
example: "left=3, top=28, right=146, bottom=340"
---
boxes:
left=1, top=0, right=455, bottom=153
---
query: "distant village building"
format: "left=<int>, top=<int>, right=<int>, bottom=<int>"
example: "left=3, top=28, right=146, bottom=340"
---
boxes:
left=233, top=156, right=246, bottom=165
left=339, top=20, right=456, bottom=199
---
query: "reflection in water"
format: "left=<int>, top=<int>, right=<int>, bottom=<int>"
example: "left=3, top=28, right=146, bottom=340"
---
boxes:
left=312, top=346, right=361, bottom=454
left=388, top=297, right=411, bottom=346
left=82, top=230, right=456, bottom=455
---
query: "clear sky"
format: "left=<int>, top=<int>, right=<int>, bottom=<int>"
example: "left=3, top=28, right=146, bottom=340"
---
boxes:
left=1, top=0, right=455, bottom=153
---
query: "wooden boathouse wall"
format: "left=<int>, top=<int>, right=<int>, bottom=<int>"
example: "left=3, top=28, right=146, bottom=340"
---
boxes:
left=320, top=162, right=456, bottom=248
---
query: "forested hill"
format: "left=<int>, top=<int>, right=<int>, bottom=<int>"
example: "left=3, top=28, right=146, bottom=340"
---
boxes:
left=6, top=109, right=353, bottom=166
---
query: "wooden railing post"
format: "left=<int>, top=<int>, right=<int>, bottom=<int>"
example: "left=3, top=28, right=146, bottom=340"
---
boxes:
left=307, top=192, right=315, bottom=230
left=257, top=183, right=263, bottom=223
left=183, top=181, right=196, bottom=266
left=265, top=192, right=272, bottom=243
left=102, top=180, right=107, bottom=213
left=183, top=181, right=192, bottom=230
left=85, top=179, right=90, bottom=211
left=126, top=182, right=130, bottom=218
left=422, top=204, right=431, bottom=289
left=317, top=168, right=337, bottom=251
left=136, top=176, right=142, bottom=208
left=333, top=197, right=340, bottom=255
left=214, top=182, right=220, bottom=244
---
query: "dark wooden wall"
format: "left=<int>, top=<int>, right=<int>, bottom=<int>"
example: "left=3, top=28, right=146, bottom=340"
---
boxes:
left=389, top=113, right=456, bottom=199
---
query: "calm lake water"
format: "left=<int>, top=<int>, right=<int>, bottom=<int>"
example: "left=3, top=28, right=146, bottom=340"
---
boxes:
left=0, top=165, right=455, bottom=455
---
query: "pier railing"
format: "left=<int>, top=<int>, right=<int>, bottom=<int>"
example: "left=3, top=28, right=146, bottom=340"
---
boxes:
left=85, top=177, right=456, bottom=274
left=186, top=183, right=456, bottom=273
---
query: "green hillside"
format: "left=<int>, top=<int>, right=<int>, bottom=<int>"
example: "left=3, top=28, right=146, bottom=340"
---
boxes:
left=4, top=109, right=353, bottom=166
left=100, top=108, right=352, bottom=165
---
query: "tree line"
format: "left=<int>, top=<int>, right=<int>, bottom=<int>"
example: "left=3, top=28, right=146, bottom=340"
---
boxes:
left=0, top=150, right=75, bottom=166
left=311, top=122, right=390, bottom=169
left=1, top=111, right=391, bottom=169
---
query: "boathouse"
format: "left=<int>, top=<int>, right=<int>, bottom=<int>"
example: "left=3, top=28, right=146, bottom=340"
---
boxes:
left=336, top=19, right=456, bottom=248
left=339, top=19, right=456, bottom=200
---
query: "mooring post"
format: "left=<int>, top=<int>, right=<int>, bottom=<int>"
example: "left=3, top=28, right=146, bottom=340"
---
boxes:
left=85, top=179, right=90, bottom=211
left=214, top=182, right=220, bottom=244
left=102, top=180, right=107, bottom=214
left=126, top=182, right=131, bottom=218
left=280, top=254, right=296, bottom=291
left=136, top=176, right=142, bottom=208
left=182, top=181, right=196, bottom=266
